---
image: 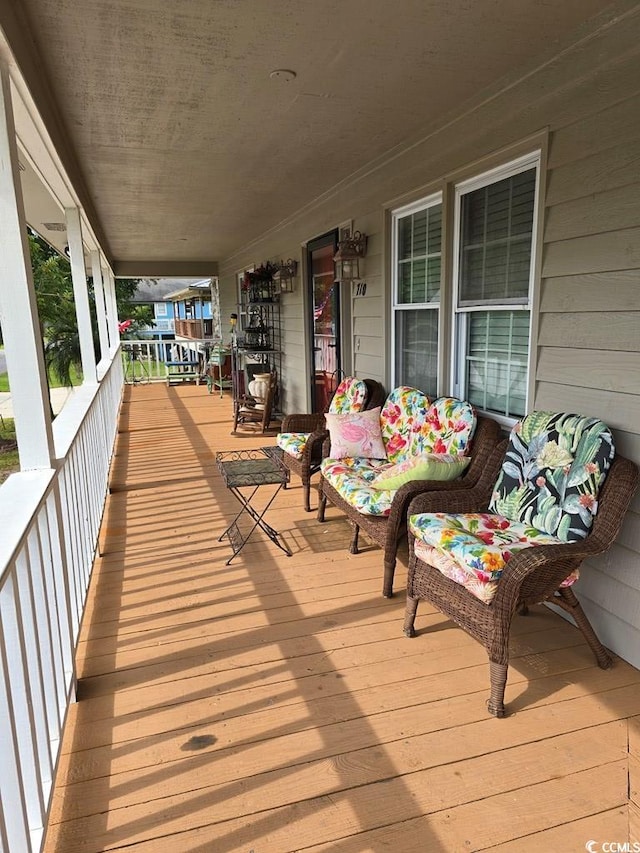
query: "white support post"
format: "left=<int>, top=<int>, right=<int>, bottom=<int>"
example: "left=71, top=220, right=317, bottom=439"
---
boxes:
left=0, top=64, right=54, bottom=470
left=105, top=268, right=120, bottom=356
left=101, top=265, right=113, bottom=350
left=65, top=207, right=97, bottom=385
left=90, top=251, right=109, bottom=362
left=110, top=271, right=120, bottom=346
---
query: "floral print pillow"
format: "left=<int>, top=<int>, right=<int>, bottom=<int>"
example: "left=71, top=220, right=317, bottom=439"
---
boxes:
left=325, top=407, right=387, bottom=459
left=329, top=377, right=367, bottom=415
left=489, top=411, right=615, bottom=542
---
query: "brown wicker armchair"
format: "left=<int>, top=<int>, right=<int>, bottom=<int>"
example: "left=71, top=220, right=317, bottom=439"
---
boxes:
left=317, top=391, right=501, bottom=597
left=278, top=378, right=386, bottom=511
left=403, top=413, right=639, bottom=718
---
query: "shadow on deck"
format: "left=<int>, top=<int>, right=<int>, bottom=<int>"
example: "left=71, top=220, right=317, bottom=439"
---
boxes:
left=44, top=384, right=640, bottom=852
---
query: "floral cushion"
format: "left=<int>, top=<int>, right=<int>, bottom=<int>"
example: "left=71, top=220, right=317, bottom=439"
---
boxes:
left=413, top=540, right=579, bottom=605
left=321, top=393, right=478, bottom=515
left=321, top=456, right=396, bottom=515
left=329, top=377, right=368, bottom=414
left=408, top=511, right=563, bottom=582
left=380, top=387, right=432, bottom=464
left=325, top=407, right=387, bottom=460
left=277, top=432, right=310, bottom=460
left=421, top=397, right=476, bottom=455
left=489, top=412, right=615, bottom=542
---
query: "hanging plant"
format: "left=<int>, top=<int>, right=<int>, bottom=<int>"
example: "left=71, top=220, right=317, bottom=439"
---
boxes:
left=242, top=262, right=278, bottom=301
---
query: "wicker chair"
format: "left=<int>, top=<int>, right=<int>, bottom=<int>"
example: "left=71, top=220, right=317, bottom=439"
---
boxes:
left=317, top=391, right=501, bottom=597
left=403, top=412, right=639, bottom=718
left=277, top=377, right=386, bottom=511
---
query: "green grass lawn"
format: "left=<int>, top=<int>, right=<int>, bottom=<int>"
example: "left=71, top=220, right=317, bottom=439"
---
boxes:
left=0, top=417, right=19, bottom=485
left=0, top=363, right=82, bottom=392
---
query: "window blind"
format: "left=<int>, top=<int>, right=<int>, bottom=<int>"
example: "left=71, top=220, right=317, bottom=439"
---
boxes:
left=465, top=310, right=530, bottom=418
left=397, top=204, right=442, bottom=305
left=395, top=308, right=438, bottom=398
left=459, top=168, right=536, bottom=305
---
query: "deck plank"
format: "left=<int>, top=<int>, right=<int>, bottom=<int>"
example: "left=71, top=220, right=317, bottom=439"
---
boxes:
left=485, top=808, right=629, bottom=852
left=45, top=726, right=628, bottom=850
left=43, top=385, right=640, bottom=852
left=631, top=801, right=640, bottom=844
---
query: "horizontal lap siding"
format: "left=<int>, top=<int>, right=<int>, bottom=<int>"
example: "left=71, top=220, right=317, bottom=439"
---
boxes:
left=539, top=87, right=640, bottom=666
left=281, top=294, right=307, bottom=411
left=217, top=15, right=640, bottom=665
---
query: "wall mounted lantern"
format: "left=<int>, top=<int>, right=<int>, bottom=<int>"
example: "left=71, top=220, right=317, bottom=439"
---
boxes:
left=333, top=230, right=367, bottom=282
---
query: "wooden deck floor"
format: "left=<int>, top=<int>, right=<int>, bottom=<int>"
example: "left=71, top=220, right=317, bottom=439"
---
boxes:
left=44, top=384, right=640, bottom=852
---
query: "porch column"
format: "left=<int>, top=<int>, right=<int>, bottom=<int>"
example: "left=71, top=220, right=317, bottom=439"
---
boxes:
left=0, top=64, right=54, bottom=470
left=90, top=250, right=109, bottom=362
left=65, top=206, right=97, bottom=384
left=105, top=268, right=120, bottom=356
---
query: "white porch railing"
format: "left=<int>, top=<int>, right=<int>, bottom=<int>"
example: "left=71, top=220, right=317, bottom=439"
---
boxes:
left=121, top=337, right=225, bottom=384
left=0, top=353, right=123, bottom=853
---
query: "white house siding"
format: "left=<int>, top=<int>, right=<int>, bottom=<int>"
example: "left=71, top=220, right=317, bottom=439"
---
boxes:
left=218, top=12, right=640, bottom=666
left=536, top=80, right=640, bottom=666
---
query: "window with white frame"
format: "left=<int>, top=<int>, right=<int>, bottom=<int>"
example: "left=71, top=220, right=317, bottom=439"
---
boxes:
left=155, top=303, right=168, bottom=317
left=454, top=154, right=539, bottom=421
left=391, top=193, right=442, bottom=398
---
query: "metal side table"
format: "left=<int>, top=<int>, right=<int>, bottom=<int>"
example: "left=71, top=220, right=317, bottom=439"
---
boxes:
left=216, top=446, right=292, bottom=564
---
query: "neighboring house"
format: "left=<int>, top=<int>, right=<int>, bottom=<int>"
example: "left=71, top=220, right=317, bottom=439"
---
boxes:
left=165, top=279, right=215, bottom=342
left=129, top=278, right=179, bottom=339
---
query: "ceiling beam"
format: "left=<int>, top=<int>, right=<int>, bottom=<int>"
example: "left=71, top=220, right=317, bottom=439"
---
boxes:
left=113, top=260, right=219, bottom=278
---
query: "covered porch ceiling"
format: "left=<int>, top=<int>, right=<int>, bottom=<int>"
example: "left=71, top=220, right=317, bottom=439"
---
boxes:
left=0, top=0, right=626, bottom=275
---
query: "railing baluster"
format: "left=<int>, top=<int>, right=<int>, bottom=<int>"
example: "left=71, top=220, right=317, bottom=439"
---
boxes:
left=0, top=596, right=32, bottom=852
left=0, top=571, right=46, bottom=842
left=0, top=354, right=123, bottom=851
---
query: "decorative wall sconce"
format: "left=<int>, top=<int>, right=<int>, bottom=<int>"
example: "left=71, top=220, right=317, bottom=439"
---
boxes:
left=273, top=258, right=298, bottom=293
left=333, top=230, right=367, bottom=282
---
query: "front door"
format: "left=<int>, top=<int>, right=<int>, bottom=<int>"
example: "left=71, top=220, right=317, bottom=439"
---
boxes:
left=307, top=230, right=340, bottom=412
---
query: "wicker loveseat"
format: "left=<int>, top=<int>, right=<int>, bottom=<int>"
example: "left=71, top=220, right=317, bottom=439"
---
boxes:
left=277, top=377, right=386, bottom=511
left=404, top=410, right=639, bottom=717
left=317, top=387, right=501, bottom=597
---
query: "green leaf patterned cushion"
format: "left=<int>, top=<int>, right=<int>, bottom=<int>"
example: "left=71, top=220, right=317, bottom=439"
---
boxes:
left=489, top=411, right=615, bottom=542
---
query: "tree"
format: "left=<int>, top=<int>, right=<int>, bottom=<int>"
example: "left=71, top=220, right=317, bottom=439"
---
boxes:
left=28, top=232, right=153, bottom=385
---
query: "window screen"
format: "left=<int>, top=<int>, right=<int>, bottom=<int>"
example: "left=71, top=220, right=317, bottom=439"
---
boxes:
left=394, top=308, right=438, bottom=398
left=393, top=198, right=442, bottom=394
left=464, top=310, right=530, bottom=418
left=456, top=159, right=538, bottom=420
left=459, top=169, right=536, bottom=305
left=397, top=205, right=442, bottom=305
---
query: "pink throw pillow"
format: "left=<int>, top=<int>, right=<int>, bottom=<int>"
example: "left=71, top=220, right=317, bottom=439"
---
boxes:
left=325, top=407, right=387, bottom=459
